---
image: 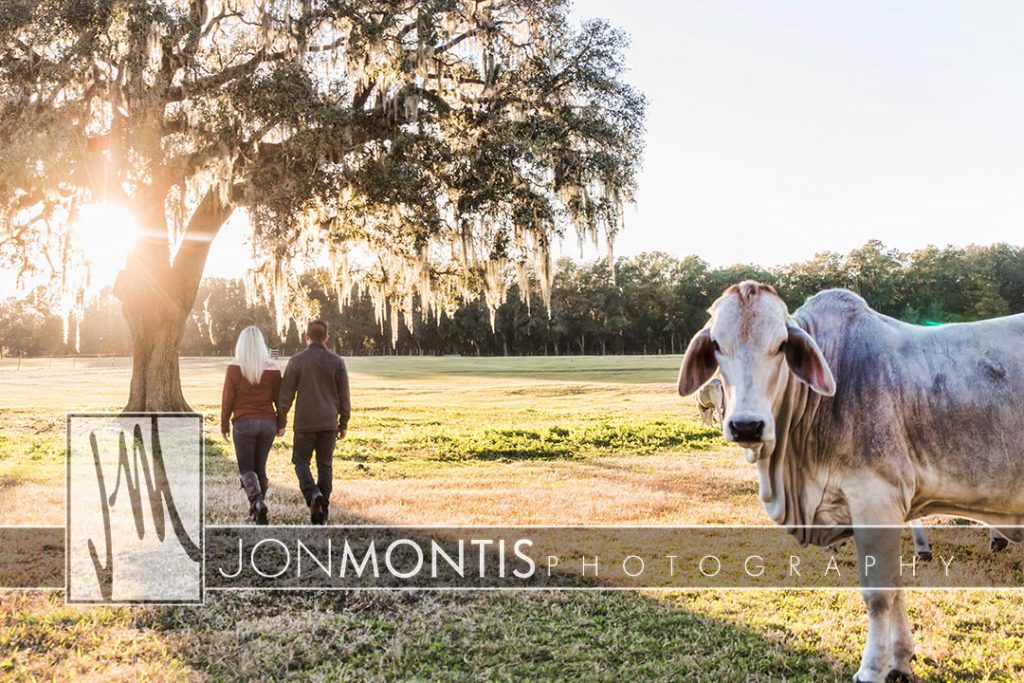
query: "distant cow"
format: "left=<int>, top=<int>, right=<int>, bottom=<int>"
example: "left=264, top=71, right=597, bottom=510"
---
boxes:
left=677, top=281, right=1023, bottom=683
left=695, top=377, right=725, bottom=427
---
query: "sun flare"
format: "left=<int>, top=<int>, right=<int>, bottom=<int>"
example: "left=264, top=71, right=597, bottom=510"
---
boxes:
left=72, top=203, right=139, bottom=293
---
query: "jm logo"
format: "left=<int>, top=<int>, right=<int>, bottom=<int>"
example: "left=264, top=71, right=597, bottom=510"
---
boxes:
left=66, top=413, right=204, bottom=604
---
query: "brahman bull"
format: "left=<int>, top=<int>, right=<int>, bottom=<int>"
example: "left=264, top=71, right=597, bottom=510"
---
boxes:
left=677, top=281, right=1023, bottom=683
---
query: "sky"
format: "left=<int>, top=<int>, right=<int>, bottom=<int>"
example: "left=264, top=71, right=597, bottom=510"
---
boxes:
left=579, top=0, right=1024, bottom=267
left=4, top=1, right=1024, bottom=295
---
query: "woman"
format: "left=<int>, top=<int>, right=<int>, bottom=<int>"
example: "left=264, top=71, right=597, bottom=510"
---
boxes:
left=221, top=326, right=282, bottom=525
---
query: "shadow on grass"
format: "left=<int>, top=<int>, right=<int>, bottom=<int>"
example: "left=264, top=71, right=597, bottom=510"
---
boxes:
left=140, top=505, right=852, bottom=682
left=143, top=589, right=852, bottom=682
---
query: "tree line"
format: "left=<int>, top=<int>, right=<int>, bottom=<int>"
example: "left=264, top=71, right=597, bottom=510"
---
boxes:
left=4, top=240, right=1024, bottom=358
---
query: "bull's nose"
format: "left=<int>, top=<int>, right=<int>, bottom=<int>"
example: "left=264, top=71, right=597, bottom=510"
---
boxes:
left=728, top=419, right=765, bottom=442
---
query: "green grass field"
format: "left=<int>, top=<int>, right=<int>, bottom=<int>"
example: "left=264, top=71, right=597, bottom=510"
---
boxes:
left=2, top=356, right=1023, bottom=681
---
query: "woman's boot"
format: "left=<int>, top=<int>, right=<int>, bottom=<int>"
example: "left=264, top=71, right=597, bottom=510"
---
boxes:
left=240, top=471, right=268, bottom=525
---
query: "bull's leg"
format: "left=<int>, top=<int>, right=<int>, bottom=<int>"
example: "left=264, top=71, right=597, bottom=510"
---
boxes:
left=846, top=488, right=912, bottom=683
left=888, top=590, right=915, bottom=682
left=852, top=525, right=905, bottom=682
left=909, top=520, right=932, bottom=562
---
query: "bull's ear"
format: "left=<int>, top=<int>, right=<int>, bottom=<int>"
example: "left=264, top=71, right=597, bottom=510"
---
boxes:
left=785, top=325, right=836, bottom=396
left=678, top=329, right=718, bottom=396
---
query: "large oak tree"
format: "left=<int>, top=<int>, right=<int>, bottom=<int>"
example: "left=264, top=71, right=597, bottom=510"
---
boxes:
left=0, top=0, right=644, bottom=410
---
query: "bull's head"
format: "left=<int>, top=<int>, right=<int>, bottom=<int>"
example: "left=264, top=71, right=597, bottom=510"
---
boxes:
left=677, top=281, right=835, bottom=459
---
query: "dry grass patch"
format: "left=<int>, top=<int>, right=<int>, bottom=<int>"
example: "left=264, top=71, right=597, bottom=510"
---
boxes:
left=0, top=591, right=198, bottom=682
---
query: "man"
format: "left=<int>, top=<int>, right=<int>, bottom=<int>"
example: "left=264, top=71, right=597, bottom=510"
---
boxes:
left=278, top=320, right=351, bottom=525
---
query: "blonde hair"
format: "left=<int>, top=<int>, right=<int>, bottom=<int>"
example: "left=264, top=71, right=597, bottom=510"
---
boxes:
left=233, top=326, right=272, bottom=385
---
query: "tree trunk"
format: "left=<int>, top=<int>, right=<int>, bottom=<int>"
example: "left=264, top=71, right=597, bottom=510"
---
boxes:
left=123, top=299, right=190, bottom=411
left=116, top=229, right=193, bottom=412
left=114, top=191, right=232, bottom=412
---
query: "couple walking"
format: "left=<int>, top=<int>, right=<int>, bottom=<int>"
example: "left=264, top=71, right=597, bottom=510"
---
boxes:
left=220, top=320, right=350, bottom=525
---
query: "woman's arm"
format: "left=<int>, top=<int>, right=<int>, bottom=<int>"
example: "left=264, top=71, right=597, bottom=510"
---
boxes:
left=221, top=366, right=236, bottom=438
left=277, top=359, right=298, bottom=430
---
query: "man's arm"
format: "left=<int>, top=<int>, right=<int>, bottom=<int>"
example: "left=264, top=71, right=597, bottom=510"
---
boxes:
left=336, top=358, right=351, bottom=436
left=278, top=358, right=299, bottom=430
left=270, top=369, right=284, bottom=435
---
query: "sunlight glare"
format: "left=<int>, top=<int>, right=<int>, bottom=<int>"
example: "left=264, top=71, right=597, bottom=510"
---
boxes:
left=73, top=203, right=139, bottom=294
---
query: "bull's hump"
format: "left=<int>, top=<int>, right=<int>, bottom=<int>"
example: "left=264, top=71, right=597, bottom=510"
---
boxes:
left=793, top=289, right=877, bottom=340
left=799, top=288, right=870, bottom=317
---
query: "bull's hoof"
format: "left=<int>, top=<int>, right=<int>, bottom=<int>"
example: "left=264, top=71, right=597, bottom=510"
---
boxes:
left=916, top=551, right=933, bottom=562
left=885, top=670, right=912, bottom=683
left=991, top=537, right=1009, bottom=553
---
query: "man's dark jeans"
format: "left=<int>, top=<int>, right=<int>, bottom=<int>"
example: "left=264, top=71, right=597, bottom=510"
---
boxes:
left=292, top=430, right=336, bottom=506
left=232, top=419, right=276, bottom=502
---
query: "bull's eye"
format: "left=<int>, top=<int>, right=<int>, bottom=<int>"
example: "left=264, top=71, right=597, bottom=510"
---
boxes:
left=776, top=341, right=786, bottom=355
left=712, top=340, right=721, bottom=353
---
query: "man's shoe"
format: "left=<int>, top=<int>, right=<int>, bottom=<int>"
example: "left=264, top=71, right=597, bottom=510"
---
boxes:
left=310, top=493, right=325, bottom=525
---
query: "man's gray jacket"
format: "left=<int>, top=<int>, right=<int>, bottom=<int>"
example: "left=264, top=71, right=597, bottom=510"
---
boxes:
left=278, top=343, right=351, bottom=432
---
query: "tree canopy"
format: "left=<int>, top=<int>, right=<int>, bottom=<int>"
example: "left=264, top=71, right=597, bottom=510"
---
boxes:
left=0, top=0, right=645, bottom=408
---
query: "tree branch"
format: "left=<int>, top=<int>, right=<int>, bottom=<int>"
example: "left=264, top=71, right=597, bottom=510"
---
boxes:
left=171, top=189, right=234, bottom=308
left=166, top=49, right=278, bottom=101
left=165, top=36, right=349, bottom=101
left=436, top=27, right=482, bottom=53
left=353, top=81, right=376, bottom=110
